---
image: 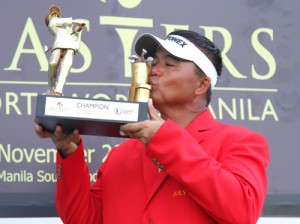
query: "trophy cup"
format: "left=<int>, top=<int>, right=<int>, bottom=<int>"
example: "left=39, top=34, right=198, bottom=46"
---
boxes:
left=35, top=6, right=151, bottom=137
left=128, top=49, right=152, bottom=102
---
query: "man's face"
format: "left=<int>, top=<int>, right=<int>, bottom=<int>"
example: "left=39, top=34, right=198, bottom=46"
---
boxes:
left=148, top=48, right=202, bottom=110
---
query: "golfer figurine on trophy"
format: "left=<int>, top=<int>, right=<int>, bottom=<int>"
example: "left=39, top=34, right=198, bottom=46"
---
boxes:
left=44, top=5, right=85, bottom=96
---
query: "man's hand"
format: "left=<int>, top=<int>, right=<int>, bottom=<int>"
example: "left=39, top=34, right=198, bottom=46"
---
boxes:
left=120, top=99, right=164, bottom=146
left=35, top=121, right=81, bottom=158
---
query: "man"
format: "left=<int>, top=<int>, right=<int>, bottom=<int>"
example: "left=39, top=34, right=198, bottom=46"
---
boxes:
left=35, top=30, right=270, bottom=223
left=45, top=5, right=85, bottom=95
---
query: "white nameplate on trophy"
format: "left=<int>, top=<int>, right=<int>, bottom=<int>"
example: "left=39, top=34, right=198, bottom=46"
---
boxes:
left=44, top=97, right=140, bottom=122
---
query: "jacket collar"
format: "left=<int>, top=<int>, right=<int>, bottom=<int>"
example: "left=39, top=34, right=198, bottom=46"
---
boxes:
left=185, top=109, right=217, bottom=141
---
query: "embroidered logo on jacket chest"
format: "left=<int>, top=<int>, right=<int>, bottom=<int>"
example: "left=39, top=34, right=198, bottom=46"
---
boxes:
left=173, top=189, right=187, bottom=197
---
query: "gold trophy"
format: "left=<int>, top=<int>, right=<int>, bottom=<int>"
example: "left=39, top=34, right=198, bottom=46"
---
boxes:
left=35, top=25, right=150, bottom=136
left=128, top=49, right=152, bottom=102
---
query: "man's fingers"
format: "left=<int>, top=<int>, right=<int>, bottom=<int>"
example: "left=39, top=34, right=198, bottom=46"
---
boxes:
left=120, top=123, right=141, bottom=133
left=120, top=121, right=145, bottom=138
left=54, top=125, right=64, bottom=138
left=35, top=124, right=50, bottom=138
left=148, top=99, right=160, bottom=121
left=70, top=129, right=81, bottom=145
left=119, top=99, right=163, bottom=143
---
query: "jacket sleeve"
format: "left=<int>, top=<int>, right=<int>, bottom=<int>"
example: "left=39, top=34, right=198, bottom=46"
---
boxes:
left=56, top=140, right=103, bottom=224
left=146, top=119, right=270, bottom=224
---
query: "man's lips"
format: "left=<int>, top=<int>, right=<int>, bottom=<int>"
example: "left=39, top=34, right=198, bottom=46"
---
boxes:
left=148, top=78, right=156, bottom=87
left=149, top=83, right=157, bottom=89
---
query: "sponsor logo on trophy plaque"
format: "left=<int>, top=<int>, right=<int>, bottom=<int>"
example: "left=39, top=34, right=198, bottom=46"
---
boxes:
left=35, top=5, right=151, bottom=137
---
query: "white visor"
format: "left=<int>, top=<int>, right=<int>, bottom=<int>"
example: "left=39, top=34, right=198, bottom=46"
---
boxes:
left=134, top=33, right=218, bottom=87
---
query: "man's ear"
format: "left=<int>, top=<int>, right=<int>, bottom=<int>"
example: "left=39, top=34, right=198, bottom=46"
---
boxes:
left=195, top=77, right=211, bottom=96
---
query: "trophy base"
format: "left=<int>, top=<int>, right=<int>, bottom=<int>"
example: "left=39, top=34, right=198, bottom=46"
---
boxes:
left=35, top=94, right=148, bottom=137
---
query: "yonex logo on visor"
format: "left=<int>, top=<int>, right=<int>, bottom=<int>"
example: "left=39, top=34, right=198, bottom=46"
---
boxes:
left=165, top=36, right=187, bottom=48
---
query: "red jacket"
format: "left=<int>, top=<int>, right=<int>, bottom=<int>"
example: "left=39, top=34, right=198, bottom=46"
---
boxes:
left=56, top=110, right=269, bottom=224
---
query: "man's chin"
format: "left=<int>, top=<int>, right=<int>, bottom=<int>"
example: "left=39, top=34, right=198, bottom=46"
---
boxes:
left=151, top=97, right=161, bottom=108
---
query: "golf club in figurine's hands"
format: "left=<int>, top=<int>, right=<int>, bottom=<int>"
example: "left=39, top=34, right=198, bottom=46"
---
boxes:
left=44, top=5, right=86, bottom=96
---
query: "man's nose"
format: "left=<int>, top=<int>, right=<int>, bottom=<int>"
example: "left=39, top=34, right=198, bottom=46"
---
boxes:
left=149, top=64, right=162, bottom=77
